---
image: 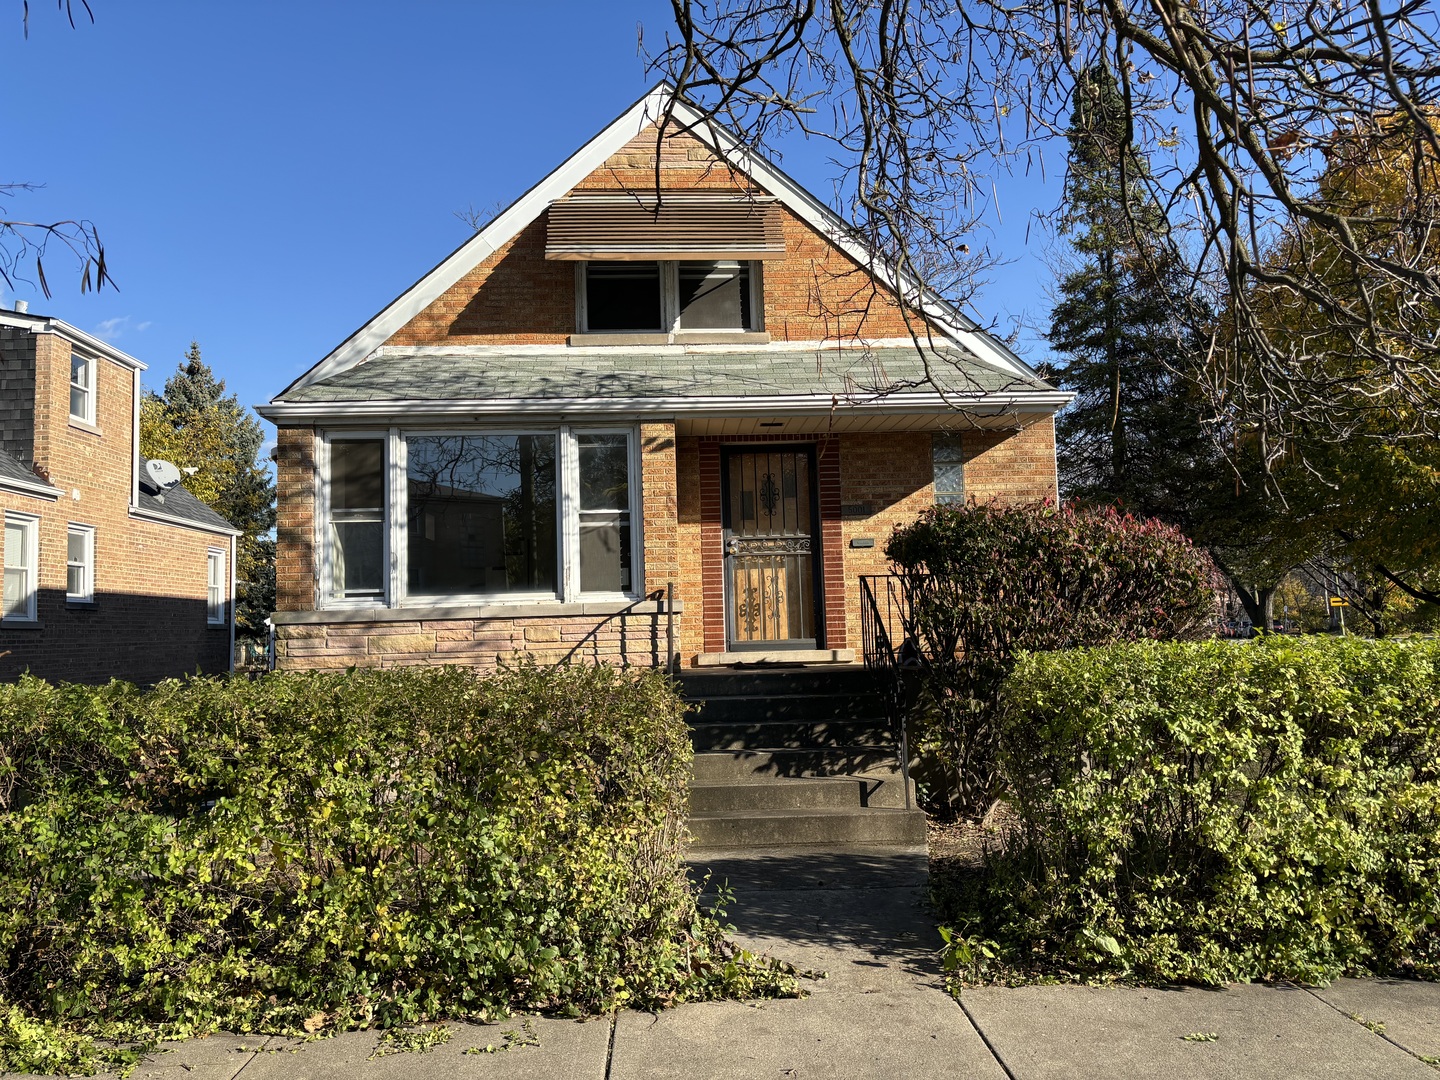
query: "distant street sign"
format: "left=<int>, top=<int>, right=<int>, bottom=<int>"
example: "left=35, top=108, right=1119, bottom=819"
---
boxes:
left=1329, top=597, right=1350, bottom=608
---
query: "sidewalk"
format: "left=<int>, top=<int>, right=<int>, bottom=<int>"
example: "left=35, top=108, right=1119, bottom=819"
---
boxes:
left=21, top=847, right=1440, bottom=1079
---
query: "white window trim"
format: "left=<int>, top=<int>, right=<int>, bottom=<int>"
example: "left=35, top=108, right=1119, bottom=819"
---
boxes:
left=319, top=430, right=392, bottom=608
left=69, top=349, right=97, bottom=425
left=576, top=259, right=761, bottom=335
left=3, top=512, right=40, bottom=623
left=66, top=523, right=96, bottom=604
left=317, top=425, right=644, bottom=611
left=206, top=547, right=226, bottom=626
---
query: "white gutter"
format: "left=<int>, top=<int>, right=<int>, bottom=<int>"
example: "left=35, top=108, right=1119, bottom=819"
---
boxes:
left=228, top=533, right=237, bottom=674
left=0, top=476, right=64, bottom=500
left=0, top=311, right=147, bottom=371
left=256, top=390, right=1074, bottom=423
left=131, top=367, right=142, bottom=510
left=129, top=505, right=243, bottom=537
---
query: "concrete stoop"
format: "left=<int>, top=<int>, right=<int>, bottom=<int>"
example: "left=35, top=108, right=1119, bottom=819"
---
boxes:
left=679, top=665, right=924, bottom=851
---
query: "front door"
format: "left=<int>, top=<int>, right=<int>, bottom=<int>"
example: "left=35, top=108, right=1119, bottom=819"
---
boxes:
left=723, top=447, right=821, bottom=650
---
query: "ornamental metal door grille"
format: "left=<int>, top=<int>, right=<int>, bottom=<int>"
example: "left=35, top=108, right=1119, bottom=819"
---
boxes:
left=723, top=448, right=819, bottom=648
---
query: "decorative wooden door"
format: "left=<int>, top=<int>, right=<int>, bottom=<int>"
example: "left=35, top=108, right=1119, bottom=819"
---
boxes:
left=723, top=448, right=820, bottom=649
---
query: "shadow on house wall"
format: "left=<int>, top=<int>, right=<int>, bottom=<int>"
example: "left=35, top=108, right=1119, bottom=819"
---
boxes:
left=0, top=588, right=230, bottom=685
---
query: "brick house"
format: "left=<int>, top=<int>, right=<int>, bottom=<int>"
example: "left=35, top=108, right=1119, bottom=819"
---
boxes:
left=1, top=308, right=238, bottom=684
left=259, top=86, right=1069, bottom=672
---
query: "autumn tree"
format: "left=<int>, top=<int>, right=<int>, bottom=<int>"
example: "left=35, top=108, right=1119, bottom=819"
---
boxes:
left=141, top=343, right=276, bottom=639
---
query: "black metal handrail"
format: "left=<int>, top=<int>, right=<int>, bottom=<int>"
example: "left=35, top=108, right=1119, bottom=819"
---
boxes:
left=859, top=574, right=920, bottom=812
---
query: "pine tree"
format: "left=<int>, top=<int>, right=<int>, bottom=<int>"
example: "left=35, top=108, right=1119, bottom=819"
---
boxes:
left=1047, top=64, right=1210, bottom=523
left=140, top=343, right=276, bottom=640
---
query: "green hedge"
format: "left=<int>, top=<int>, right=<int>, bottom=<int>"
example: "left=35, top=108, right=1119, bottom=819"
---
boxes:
left=944, top=636, right=1440, bottom=986
left=0, top=665, right=793, bottom=1073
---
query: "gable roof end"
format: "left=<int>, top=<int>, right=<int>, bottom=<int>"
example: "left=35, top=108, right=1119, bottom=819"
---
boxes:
left=276, top=82, right=1036, bottom=400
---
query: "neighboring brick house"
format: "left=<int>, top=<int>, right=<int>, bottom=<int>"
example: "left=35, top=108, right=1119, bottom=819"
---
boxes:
left=259, top=85, right=1070, bottom=672
left=0, top=308, right=238, bottom=684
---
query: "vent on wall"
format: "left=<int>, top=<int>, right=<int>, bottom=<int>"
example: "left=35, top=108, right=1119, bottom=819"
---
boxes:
left=545, top=192, right=785, bottom=261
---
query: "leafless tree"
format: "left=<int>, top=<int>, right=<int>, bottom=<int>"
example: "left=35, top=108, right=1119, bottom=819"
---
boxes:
left=4, top=0, right=112, bottom=298
left=650, top=1, right=1440, bottom=464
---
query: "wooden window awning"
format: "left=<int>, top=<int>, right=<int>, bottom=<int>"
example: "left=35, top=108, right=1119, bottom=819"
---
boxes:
left=545, top=192, right=785, bottom=261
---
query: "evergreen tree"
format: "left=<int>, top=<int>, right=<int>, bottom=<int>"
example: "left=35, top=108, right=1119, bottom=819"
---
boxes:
left=1047, top=64, right=1211, bottom=524
left=140, top=343, right=276, bottom=640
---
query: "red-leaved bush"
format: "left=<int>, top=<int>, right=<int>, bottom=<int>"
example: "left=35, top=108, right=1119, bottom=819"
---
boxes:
left=886, top=501, right=1219, bottom=814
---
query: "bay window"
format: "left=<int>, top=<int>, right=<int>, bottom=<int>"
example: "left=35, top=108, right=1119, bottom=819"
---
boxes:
left=320, top=427, right=638, bottom=606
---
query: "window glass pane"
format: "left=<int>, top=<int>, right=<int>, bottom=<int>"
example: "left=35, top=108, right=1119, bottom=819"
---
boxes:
left=933, top=435, right=965, bottom=505
left=578, top=434, right=629, bottom=510
left=332, top=521, right=384, bottom=597
left=586, top=262, right=662, bottom=331
left=580, top=516, right=631, bottom=593
left=4, top=522, right=29, bottom=617
left=67, top=564, right=84, bottom=596
left=70, top=385, right=88, bottom=418
left=678, top=261, right=750, bottom=329
left=71, top=354, right=89, bottom=388
left=331, top=440, right=384, bottom=510
left=68, top=530, right=86, bottom=563
left=406, top=435, right=557, bottom=597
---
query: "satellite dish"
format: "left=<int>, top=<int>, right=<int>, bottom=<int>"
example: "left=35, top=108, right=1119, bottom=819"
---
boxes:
left=145, top=459, right=184, bottom=490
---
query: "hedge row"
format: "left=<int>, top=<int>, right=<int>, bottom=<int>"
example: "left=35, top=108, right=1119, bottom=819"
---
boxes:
left=0, top=665, right=793, bottom=1074
left=943, top=635, right=1440, bottom=986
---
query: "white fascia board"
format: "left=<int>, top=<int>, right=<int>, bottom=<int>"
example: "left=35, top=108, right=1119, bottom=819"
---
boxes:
left=0, top=312, right=146, bottom=371
left=280, top=84, right=678, bottom=397
left=280, top=83, right=1036, bottom=400
left=0, top=476, right=63, bottom=500
left=129, top=506, right=243, bottom=537
left=257, top=390, right=1073, bottom=423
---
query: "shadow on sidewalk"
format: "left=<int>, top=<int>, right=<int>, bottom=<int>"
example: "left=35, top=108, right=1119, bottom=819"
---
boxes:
left=687, top=846, right=938, bottom=978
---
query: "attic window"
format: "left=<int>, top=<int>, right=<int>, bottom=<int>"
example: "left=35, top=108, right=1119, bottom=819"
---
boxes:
left=678, top=261, right=751, bottom=329
left=584, top=262, right=663, bottom=332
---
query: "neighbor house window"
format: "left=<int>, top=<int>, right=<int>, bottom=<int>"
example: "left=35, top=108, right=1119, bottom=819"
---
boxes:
left=70, top=351, right=95, bottom=424
left=320, top=428, right=637, bottom=607
left=327, top=437, right=387, bottom=601
left=933, top=434, right=965, bottom=505
left=2, top=514, right=38, bottom=622
left=207, top=549, right=226, bottom=625
left=580, top=260, right=760, bottom=333
left=66, top=524, right=95, bottom=604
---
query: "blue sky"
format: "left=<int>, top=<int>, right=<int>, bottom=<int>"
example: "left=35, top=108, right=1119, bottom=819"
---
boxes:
left=4, top=1, right=1063, bottom=431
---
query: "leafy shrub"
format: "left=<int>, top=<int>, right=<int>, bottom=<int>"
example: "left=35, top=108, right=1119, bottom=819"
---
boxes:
left=0, top=665, right=794, bottom=1074
left=886, top=502, right=1218, bottom=812
left=946, top=636, right=1440, bottom=985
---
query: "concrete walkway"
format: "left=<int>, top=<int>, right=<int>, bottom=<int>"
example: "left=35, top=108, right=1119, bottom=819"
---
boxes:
left=19, top=847, right=1440, bottom=1079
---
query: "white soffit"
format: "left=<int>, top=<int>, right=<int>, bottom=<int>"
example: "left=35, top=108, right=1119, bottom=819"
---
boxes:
left=280, top=82, right=1037, bottom=397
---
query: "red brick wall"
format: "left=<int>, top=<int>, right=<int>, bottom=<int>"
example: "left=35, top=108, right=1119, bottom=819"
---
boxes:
left=0, top=332, right=231, bottom=684
left=274, top=425, right=317, bottom=612
left=386, top=123, right=927, bottom=347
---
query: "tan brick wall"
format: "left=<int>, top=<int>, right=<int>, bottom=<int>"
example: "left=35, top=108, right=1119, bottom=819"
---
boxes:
left=274, top=425, right=317, bottom=612
left=274, top=610, right=678, bottom=672
left=0, top=332, right=231, bottom=684
left=963, top=417, right=1058, bottom=505
left=386, top=122, right=927, bottom=347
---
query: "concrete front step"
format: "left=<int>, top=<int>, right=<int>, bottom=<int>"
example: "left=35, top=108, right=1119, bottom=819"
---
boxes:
left=676, top=667, right=878, bottom=699
left=692, top=747, right=905, bottom=782
left=688, top=807, right=927, bottom=848
left=690, top=777, right=872, bottom=812
left=689, top=718, right=894, bottom=752
left=688, top=692, right=888, bottom=723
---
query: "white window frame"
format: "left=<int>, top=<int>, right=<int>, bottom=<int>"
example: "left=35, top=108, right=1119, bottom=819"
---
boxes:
left=3, top=513, right=39, bottom=623
left=206, top=548, right=226, bottom=626
left=318, top=426, right=644, bottom=610
left=66, top=523, right=95, bottom=604
left=319, top=430, right=392, bottom=608
left=69, top=349, right=96, bottom=425
left=576, top=260, right=763, bottom=335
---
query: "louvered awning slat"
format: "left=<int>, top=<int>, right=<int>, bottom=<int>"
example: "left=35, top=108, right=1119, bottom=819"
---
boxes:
left=546, top=193, right=785, bottom=260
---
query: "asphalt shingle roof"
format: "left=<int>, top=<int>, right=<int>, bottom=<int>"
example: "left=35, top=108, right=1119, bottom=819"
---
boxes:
left=137, top=460, right=237, bottom=533
left=280, top=346, right=1054, bottom=404
left=0, top=448, right=48, bottom=491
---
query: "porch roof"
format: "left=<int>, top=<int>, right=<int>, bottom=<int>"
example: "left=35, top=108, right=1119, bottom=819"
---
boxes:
left=270, top=344, right=1058, bottom=408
